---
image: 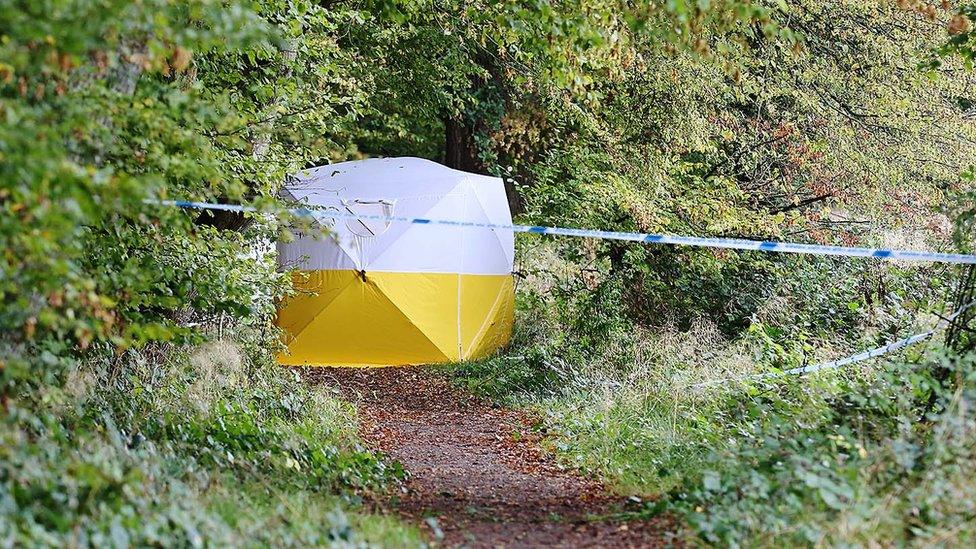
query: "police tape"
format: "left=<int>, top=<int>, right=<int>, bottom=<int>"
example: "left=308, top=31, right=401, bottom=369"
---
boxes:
left=691, top=299, right=976, bottom=389
left=152, top=198, right=975, bottom=381
left=150, top=199, right=976, bottom=265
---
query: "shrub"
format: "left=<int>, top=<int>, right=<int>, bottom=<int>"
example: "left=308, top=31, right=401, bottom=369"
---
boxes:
left=0, top=333, right=419, bottom=547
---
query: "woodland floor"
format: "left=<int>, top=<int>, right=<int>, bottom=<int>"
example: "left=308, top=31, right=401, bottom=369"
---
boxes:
left=306, top=366, right=675, bottom=548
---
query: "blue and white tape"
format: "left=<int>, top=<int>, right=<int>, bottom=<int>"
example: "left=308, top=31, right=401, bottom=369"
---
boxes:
left=152, top=198, right=975, bottom=382
left=151, top=199, right=976, bottom=265
left=691, top=299, right=976, bottom=388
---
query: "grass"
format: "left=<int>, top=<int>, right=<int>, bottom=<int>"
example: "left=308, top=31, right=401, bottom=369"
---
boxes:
left=447, top=243, right=976, bottom=545
left=205, top=478, right=425, bottom=547
left=452, top=319, right=746, bottom=498
left=0, top=335, right=425, bottom=547
left=454, top=327, right=976, bottom=544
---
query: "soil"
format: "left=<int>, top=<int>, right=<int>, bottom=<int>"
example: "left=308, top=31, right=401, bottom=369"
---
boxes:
left=304, top=366, right=676, bottom=548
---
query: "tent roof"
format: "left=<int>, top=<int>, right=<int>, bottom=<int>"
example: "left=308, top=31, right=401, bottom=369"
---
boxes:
left=277, top=157, right=514, bottom=274
left=285, top=157, right=485, bottom=203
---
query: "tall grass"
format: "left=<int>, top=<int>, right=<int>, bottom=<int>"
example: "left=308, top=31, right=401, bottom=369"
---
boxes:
left=0, top=333, right=423, bottom=547
left=451, top=240, right=974, bottom=545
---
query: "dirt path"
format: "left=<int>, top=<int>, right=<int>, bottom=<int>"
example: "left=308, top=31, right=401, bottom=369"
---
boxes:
left=306, top=367, right=674, bottom=548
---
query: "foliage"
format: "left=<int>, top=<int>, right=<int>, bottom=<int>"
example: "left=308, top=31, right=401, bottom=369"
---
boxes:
left=0, top=333, right=422, bottom=546
left=452, top=212, right=968, bottom=545
left=1, top=2, right=447, bottom=543
left=669, top=350, right=976, bottom=546
left=4, top=0, right=976, bottom=545
left=450, top=6, right=976, bottom=525
left=1, top=0, right=271, bottom=383
left=426, top=2, right=976, bottom=542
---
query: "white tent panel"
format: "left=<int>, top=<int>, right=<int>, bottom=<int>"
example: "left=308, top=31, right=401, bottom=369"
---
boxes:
left=277, top=232, right=357, bottom=271
left=288, top=157, right=462, bottom=200
left=278, top=157, right=513, bottom=276
left=364, top=192, right=465, bottom=273
left=463, top=176, right=515, bottom=270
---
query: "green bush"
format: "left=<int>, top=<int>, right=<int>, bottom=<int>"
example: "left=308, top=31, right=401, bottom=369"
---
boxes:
left=674, top=351, right=976, bottom=546
left=450, top=233, right=972, bottom=545
left=0, top=335, right=420, bottom=547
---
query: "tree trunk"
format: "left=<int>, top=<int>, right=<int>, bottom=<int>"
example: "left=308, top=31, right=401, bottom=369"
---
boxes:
left=443, top=116, right=522, bottom=214
left=926, top=265, right=976, bottom=413
left=443, top=116, right=482, bottom=173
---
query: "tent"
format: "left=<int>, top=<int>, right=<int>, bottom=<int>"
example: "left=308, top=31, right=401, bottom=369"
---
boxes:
left=275, top=157, right=515, bottom=367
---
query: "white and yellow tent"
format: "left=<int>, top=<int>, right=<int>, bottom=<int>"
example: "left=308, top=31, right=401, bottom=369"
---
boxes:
left=275, top=157, right=515, bottom=367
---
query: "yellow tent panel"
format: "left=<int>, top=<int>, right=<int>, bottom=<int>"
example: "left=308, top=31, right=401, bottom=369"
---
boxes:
left=276, top=271, right=513, bottom=367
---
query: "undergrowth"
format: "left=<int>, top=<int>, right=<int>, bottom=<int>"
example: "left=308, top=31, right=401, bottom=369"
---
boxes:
left=0, top=335, right=423, bottom=547
left=451, top=239, right=975, bottom=546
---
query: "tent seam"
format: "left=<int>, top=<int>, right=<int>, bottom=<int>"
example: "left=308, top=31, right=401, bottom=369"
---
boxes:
left=368, top=275, right=454, bottom=362
left=282, top=271, right=360, bottom=342
left=360, top=190, right=464, bottom=269
left=463, top=276, right=511, bottom=358
left=457, top=179, right=469, bottom=360
left=468, top=179, right=515, bottom=270
left=282, top=272, right=362, bottom=354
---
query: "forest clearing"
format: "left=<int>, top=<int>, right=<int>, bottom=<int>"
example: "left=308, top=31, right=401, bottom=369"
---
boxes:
left=5, top=1, right=976, bottom=547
